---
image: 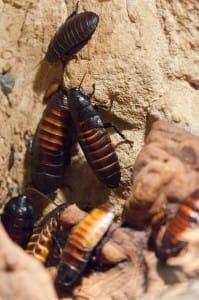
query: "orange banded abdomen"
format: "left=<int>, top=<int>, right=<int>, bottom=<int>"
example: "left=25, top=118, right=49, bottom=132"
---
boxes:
left=25, top=203, right=66, bottom=264
left=25, top=224, right=53, bottom=264
left=56, top=202, right=114, bottom=287
left=31, top=87, right=73, bottom=194
left=161, top=189, right=199, bottom=257
left=78, top=123, right=120, bottom=188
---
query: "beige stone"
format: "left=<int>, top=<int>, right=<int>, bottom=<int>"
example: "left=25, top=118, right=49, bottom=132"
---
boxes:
left=0, top=1, right=198, bottom=217
left=0, top=224, right=58, bottom=300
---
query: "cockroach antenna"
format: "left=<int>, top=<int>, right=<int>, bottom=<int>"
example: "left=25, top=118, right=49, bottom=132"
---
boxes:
left=79, top=72, right=87, bottom=90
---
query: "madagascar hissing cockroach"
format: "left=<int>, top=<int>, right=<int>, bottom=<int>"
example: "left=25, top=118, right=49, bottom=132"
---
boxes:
left=45, top=7, right=99, bottom=64
left=55, top=202, right=114, bottom=288
left=67, top=84, right=127, bottom=188
left=26, top=203, right=67, bottom=264
left=160, top=189, right=199, bottom=257
left=31, top=84, right=74, bottom=194
left=1, top=194, right=34, bottom=248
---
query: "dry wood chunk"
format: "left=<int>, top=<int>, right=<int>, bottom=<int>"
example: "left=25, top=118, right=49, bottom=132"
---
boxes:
left=72, top=227, right=147, bottom=300
left=73, top=260, right=146, bottom=300
left=60, top=204, right=87, bottom=228
left=123, top=120, right=199, bottom=228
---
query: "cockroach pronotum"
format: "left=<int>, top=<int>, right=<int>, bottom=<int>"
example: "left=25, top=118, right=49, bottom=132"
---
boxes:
left=55, top=202, right=114, bottom=287
left=160, top=189, right=199, bottom=257
left=31, top=84, right=74, bottom=194
left=45, top=7, right=99, bottom=64
left=26, top=203, right=67, bottom=264
left=67, top=82, right=127, bottom=188
left=1, top=194, right=34, bottom=248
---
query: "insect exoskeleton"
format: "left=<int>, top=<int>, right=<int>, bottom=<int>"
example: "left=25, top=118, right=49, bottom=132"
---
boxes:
left=161, top=188, right=199, bottom=257
left=1, top=194, right=34, bottom=248
left=67, top=85, right=122, bottom=188
left=26, top=203, right=67, bottom=264
left=31, top=84, right=74, bottom=194
left=56, top=202, right=115, bottom=287
left=45, top=8, right=99, bottom=65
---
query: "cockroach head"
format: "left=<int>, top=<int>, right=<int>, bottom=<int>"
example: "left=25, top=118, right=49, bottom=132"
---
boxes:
left=67, top=87, right=90, bottom=108
left=87, top=11, right=99, bottom=32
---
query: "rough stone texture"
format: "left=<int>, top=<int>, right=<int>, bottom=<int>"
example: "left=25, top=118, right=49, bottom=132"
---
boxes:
left=0, top=223, right=58, bottom=300
left=0, top=0, right=199, bottom=298
left=0, top=0, right=198, bottom=214
left=123, top=120, right=199, bottom=228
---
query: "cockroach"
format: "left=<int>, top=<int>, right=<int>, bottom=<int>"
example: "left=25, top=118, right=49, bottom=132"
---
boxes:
left=151, top=210, right=167, bottom=228
left=45, top=6, right=99, bottom=65
left=1, top=194, right=34, bottom=248
left=148, top=209, right=168, bottom=252
left=31, top=84, right=74, bottom=194
left=161, top=189, right=199, bottom=257
left=55, top=202, right=114, bottom=287
left=67, top=83, right=126, bottom=188
left=26, top=203, right=67, bottom=264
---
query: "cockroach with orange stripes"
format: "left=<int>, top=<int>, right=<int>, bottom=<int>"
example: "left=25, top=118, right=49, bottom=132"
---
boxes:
left=1, top=194, right=34, bottom=248
left=67, top=81, right=130, bottom=188
left=31, top=83, right=74, bottom=194
left=26, top=203, right=67, bottom=264
left=55, top=202, right=115, bottom=288
left=160, top=189, right=199, bottom=258
left=45, top=4, right=99, bottom=66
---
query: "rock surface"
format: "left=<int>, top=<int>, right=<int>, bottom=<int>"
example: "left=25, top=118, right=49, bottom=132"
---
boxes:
left=0, top=1, right=199, bottom=299
left=0, top=0, right=198, bottom=213
left=123, top=120, right=199, bottom=228
left=0, top=223, right=58, bottom=300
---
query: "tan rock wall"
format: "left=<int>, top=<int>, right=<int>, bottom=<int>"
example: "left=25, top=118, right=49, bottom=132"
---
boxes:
left=0, top=0, right=198, bottom=213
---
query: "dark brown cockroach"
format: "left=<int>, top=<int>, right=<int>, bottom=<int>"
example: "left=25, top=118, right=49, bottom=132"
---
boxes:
left=26, top=203, right=67, bottom=264
left=1, top=194, right=34, bottom=248
left=67, top=84, right=127, bottom=188
left=160, top=189, right=199, bottom=257
left=31, top=84, right=74, bottom=194
left=55, top=202, right=114, bottom=288
left=45, top=8, right=99, bottom=64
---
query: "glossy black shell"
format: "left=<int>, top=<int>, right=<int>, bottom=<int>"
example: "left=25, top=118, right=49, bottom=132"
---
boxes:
left=67, top=87, right=121, bottom=188
left=56, top=263, right=82, bottom=287
left=1, top=194, right=34, bottom=248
